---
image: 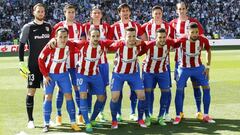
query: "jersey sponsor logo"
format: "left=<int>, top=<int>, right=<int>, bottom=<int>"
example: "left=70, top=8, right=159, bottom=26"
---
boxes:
left=151, top=56, right=166, bottom=61
left=84, top=57, right=101, bottom=62
left=122, top=57, right=137, bottom=63
left=34, top=34, right=50, bottom=39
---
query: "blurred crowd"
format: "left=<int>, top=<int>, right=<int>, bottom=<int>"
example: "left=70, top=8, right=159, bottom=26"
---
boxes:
left=0, top=0, right=239, bottom=45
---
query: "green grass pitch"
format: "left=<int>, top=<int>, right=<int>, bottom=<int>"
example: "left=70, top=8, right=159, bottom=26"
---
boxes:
left=0, top=50, right=240, bottom=135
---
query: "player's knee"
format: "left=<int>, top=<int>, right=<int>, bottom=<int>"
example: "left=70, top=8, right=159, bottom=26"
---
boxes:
left=202, top=85, right=210, bottom=89
left=145, top=88, right=152, bottom=92
left=111, top=94, right=120, bottom=103
left=161, top=89, right=170, bottom=92
left=192, top=82, right=200, bottom=88
left=80, top=92, right=87, bottom=99
left=73, top=86, right=78, bottom=91
left=27, top=88, right=36, bottom=96
left=64, top=93, right=73, bottom=100
left=97, top=95, right=105, bottom=102
left=45, top=94, right=52, bottom=101
left=137, top=91, right=145, bottom=100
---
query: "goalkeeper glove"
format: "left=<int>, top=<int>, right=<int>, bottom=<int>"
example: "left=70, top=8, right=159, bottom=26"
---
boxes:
left=19, top=62, right=30, bottom=79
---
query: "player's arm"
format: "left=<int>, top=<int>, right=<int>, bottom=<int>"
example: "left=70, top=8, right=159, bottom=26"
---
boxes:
left=19, top=24, right=30, bottom=62
left=106, top=41, right=122, bottom=52
left=18, top=24, right=30, bottom=77
left=38, top=46, right=52, bottom=85
left=136, top=23, right=147, bottom=41
left=138, top=41, right=150, bottom=56
left=203, top=37, right=211, bottom=80
left=38, top=46, right=51, bottom=77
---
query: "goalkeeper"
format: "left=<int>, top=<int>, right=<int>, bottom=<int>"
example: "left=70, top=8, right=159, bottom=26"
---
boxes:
left=18, top=3, right=52, bottom=129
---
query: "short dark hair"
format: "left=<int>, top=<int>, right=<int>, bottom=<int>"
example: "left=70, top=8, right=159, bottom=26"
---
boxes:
left=152, top=5, right=163, bottom=12
left=118, top=3, right=131, bottom=13
left=56, top=27, right=69, bottom=35
left=156, top=28, right=166, bottom=33
left=88, top=27, right=100, bottom=36
left=176, top=1, right=188, bottom=10
left=33, top=3, right=45, bottom=11
left=125, top=27, right=136, bottom=32
left=189, top=22, right=198, bottom=29
left=64, top=4, right=76, bottom=12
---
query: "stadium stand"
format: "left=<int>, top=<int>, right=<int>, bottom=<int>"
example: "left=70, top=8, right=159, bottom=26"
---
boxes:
left=0, top=0, right=239, bottom=45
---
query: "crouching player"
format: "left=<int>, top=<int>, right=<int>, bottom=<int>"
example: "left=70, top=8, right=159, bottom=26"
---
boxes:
left=108, top=27, right=147, bottom=129
left=173, top=22, right=215, bottom=124
left=38, top=27, right=81, bottom=132
left=139, top=28, right=176, bottom=126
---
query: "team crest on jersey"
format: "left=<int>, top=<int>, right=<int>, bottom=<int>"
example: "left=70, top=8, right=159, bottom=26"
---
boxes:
left=75, top=30, right=79, bottom=35
left=45, top=27, right=50, bottom=32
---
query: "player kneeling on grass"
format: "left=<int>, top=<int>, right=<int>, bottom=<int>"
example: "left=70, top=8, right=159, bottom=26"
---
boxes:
left=173, top=22, right=215, bottom=125
left=108, top=27, right=147, bottom=129
left=139, top=28, right=178, bottom=126
left=38, top=27, right=81, bottom=132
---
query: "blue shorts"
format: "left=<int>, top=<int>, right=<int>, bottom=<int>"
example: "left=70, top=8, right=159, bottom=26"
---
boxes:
left=99, top=63, right=109, bottom=87
left=177, top=65, right=209, bottom=89
left=143, top=71, right=170, bottom=89
left=44, top=72, right=72, bottom=95
left=110, top=72, right=144, bottom=92
left=174, top=61, right=200, bottom=86
left=76, top=73, right=105, bottom=95
left=68, top=68, right=77, bottom=86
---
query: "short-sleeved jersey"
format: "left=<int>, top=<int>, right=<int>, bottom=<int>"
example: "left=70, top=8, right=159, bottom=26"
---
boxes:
left=83, top=22, right=111, bottom=64
left=142, top=19, right=171, bottom=41
left=108, top=41, right=146, bottom=74
left=75, top=40, right=114, bottom=76
left=177, top=35, right=210, bottom=68
left=19, top=21, right=52, bottom=68
left=52, top=21, right=84, bottom=68
left=109, top=21, right=144, bottom=40
left=140, top=39, right=176, bottom=73
left=169, top=18, right=204, bottom=62
left=38, top=44, right=70, bottom=77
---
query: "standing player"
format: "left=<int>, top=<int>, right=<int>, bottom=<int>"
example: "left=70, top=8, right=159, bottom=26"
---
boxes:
left=38, top=27, right=81, bottom=132
left=83, top=5, right=111, bottom=122
left=169, top=1, right=205, bottom=120
left=173, top=22, right=215, bottom=124
left=109, top=3, right=147, bottom=121
left=51, top=4, right=84, bottom=125
left=75, top=28, right=114, bottom=133
left=109, top=27, right=147, bottom=129
left=139, top=28, right=176, bottom=126
left=142, top=5, right=172, bottom=121
left=18, top=3, right=51, bottom=128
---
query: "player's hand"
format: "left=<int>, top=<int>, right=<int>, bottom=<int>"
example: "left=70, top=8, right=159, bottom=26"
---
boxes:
left=48, top=38, right=57, bottom=49
left=203, top=68, right=210, bottom=80
left=44, top=76, right=52, bottom=86
left=19, top=62, right=30, bottom=79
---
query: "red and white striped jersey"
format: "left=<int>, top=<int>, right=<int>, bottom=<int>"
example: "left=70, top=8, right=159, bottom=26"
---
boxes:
left=177, top=35, right=210, bottom=68
left=169, top=18, right=204, bottom=62
left=52, top=21, right=84, bottom=68
left=38, top=45, right=69, bottom=77
left=83, top=22, right=111, bottom=64
left=109, top=21, right=144, bottom=40
left=75, top=40, right=114, bottom=76
left=108, top=41, right=146, bottom=74
left=140, top=39, right=176, bottom=73
left=142, top=19, right=171, bottom=41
